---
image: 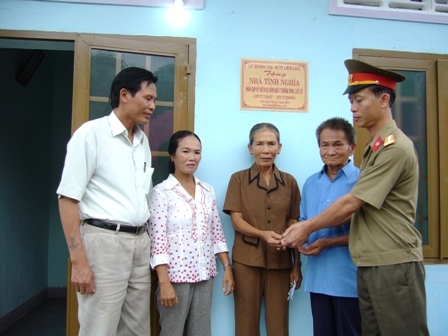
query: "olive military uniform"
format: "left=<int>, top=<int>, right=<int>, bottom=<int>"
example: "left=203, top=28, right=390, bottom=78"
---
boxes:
left=349, top=120, right=422, bottom=266
left=343, top=59, right=429, bottom=336
left=349, top=121, right=428, bottom=336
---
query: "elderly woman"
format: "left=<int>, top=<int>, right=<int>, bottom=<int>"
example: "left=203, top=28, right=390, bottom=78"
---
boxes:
left=223, top=122, right=302, bottom=336
left=149, top=130, right=234, bottom=336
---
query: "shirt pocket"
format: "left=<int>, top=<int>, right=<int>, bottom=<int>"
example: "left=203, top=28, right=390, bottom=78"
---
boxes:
left=143, top=167, right=154, bottom=195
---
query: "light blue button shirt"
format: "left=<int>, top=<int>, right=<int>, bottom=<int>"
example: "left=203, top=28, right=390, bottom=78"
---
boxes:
left=300, top=160, right=360, bottom=297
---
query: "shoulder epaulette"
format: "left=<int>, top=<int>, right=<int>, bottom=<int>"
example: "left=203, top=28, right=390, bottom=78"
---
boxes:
left=384, top=134, right=395, bottom=147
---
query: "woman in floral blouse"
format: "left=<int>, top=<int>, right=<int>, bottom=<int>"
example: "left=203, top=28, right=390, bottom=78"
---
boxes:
left=149, top=130, right=234, bottom=336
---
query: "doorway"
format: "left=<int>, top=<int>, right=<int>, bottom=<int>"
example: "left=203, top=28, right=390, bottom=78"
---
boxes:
left=0, top=30, right=197, bottom=336
left=0, top=39, right=74, bottom=333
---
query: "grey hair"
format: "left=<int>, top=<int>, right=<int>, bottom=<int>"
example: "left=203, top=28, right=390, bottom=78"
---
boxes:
left=315, top=117, right=356, bottom=146
left=249, top=123, right=281, bottom=145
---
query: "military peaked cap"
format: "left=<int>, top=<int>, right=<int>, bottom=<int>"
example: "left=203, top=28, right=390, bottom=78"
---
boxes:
left=343, top=59, right=406, bottom=95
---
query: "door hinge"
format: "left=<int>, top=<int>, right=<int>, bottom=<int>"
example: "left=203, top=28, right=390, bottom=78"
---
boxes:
left=186, top=64, right=191, bottom=75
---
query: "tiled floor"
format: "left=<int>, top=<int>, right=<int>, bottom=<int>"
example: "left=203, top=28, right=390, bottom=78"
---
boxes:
left=1, top=298, right=66, bottom=336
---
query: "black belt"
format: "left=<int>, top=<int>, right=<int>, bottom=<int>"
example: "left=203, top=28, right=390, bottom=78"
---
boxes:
left=83, top=218, right=147, bottom=235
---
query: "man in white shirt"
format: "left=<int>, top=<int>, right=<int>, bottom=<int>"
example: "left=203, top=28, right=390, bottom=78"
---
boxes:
left=57, top=67, right=157, bottom=336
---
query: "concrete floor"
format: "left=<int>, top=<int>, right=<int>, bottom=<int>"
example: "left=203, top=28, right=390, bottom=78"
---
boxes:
left=1, top=299, right=66, bottom=336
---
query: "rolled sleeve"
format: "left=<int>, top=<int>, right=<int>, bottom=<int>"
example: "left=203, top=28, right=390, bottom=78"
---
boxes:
left=214, top=242, right=229, bottom=255
left=150, top=254, right=170, bottom=269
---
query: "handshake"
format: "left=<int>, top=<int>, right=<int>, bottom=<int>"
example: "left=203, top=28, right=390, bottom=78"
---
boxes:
left=266, top=220, right=311, bottom=250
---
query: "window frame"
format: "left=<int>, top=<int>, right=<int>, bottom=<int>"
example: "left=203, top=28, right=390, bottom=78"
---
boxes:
left=71, top=33, right=196, bottom=134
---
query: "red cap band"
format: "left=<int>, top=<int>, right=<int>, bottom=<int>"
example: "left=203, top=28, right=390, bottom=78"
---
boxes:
left=348, top=72, right=397, bottom=90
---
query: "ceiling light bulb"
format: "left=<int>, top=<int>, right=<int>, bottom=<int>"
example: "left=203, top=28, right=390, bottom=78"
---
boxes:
left=174, top=0, right=184, bottom=8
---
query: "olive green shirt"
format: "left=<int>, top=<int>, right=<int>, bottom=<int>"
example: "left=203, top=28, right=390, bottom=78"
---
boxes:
left=349, top=120, right=423, bottom=266
left=223, top=164, right=301, bottom=269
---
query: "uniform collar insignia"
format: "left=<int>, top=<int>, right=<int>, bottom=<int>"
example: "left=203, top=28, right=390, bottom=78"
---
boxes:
left=372, top=136, right=383, bottom=152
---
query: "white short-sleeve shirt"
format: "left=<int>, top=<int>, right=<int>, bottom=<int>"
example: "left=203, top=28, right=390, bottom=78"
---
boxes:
left=57, top=111, right=153, bottom=226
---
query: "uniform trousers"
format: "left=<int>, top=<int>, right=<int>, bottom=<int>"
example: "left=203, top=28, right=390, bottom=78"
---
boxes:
left=310, top=292, right=361, bottom=336
left=233, top=261, right=291, bottom=336
left=357, top=261, right=429, bottom=336
left=156, top=279, right=214, bottom=336
left=77, top=223, right=151, bottom=336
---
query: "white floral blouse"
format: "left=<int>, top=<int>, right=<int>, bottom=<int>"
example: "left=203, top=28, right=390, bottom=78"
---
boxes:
left=149, top=174, right=228, bottom=283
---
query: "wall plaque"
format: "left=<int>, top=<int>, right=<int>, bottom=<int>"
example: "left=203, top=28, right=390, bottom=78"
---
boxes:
left=241, top=59, right=308, bottom=112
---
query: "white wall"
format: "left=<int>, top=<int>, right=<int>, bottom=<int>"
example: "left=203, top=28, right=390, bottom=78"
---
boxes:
left=1, top=0, right=447, bottom=334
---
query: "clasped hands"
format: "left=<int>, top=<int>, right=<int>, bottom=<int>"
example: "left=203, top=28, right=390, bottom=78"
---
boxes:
left=264, top=221, right=310, bottom=251
left=278, top=221, right=311, bottom=251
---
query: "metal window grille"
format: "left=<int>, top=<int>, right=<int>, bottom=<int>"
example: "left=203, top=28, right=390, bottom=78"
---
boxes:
left=329, top=0, right=448, bottom=24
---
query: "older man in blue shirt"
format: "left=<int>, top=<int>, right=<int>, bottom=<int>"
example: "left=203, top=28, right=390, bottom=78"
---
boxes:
left=299, top=117, right=361, bottom=336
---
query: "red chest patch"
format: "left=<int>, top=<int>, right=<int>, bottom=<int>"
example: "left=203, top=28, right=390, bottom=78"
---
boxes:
left=372, top=137, right=383, bottom=152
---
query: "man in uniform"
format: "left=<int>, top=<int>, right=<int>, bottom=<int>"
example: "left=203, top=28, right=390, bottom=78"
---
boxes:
left=57, top=67, right=157, bottom=335
left=281, top=59, right=429, bottom=336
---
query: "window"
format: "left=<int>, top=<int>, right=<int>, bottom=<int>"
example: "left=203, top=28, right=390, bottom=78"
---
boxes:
left=329, top=0, right=448, bottom=24
left=352, top=49, right=448, bottom=260
left=71, top=34, right=196, bottom=186
left=88, top=49, right=178, bottom=185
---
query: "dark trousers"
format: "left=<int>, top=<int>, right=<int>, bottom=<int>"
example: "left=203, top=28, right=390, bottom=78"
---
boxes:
left=310, top=292, right=361, bottom=336
left=357, top=262, right=429, bottom=336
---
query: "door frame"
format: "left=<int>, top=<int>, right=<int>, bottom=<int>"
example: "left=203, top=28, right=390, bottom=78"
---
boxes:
left=0, top=30, right=196, bottom=134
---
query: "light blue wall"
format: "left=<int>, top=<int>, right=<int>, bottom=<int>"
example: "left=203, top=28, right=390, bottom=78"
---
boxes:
left=1, top=0, right=447, bottom=334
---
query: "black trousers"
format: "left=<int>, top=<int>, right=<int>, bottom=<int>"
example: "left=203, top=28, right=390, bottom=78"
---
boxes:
left=310, top=292, right=361, bottom=336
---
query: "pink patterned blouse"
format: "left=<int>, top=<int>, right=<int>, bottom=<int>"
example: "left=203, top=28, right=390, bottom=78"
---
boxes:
left=149, top=174, right=228, bottom=283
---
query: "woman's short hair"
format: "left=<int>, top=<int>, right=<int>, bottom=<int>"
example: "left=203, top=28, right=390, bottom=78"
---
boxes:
left=249, top=123, right=281, bottom=145
left=168, top=130, right=201, bottom=174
